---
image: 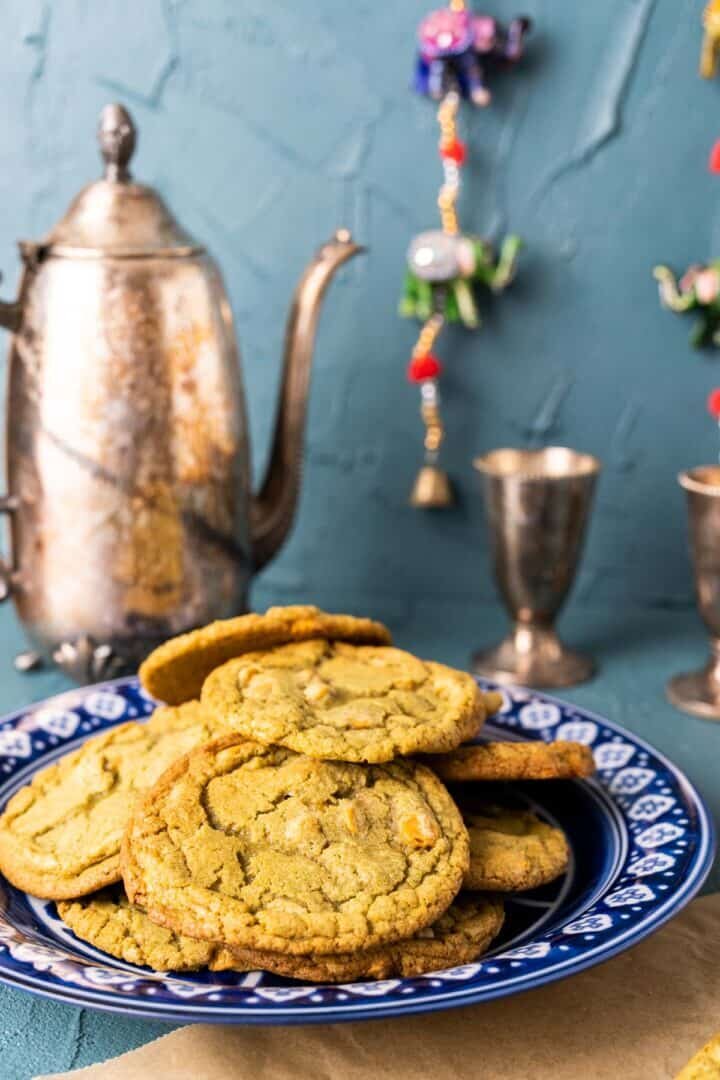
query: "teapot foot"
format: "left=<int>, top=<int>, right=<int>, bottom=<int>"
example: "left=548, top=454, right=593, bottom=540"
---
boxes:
left=52, top=637, right=131, bottom=685
left=13, top=650, right=44, bottom=674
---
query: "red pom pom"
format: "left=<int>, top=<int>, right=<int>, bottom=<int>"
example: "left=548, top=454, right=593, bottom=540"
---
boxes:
left=709, top=140, right=720, bottom=174
left=708, top=388, right=720, bottom=418
left=408, top=354, right=443, bottom=382
left=440, top=138, right=467, bottom=166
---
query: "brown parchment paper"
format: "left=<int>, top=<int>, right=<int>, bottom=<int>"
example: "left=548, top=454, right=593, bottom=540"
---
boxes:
left=36, top=892, right=720, bottom=1080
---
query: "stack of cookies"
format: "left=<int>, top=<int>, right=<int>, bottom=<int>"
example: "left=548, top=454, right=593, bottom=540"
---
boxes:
left=0, top=606, right=594, bottom=981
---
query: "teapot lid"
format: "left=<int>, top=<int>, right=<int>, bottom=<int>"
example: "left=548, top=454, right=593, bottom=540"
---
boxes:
left=43, top=104, right=203, bottom=258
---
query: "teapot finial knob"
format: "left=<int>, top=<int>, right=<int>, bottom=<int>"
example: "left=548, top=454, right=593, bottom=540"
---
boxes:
left=98, top=104, right=136, bottom=182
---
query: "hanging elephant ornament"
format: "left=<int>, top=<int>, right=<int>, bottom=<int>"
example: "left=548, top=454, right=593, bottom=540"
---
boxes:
left=402, top=2, right=532, bottom=510
left=415, top=9, right=532, bottom=106
left=401, top=230, right=522, bottom=328
left=654, top=263, right=720, bottom=348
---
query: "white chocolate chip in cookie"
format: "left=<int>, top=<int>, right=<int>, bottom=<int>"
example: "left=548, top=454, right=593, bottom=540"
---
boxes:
left=341, top=802, right=359, bottom=834
left=236, top=665, right=259, bottom=689
left=284, top=809, right=322, bottom=845
left=304, top=677, right=331, bottom=705
left=398, top=810, right=440, bottom=849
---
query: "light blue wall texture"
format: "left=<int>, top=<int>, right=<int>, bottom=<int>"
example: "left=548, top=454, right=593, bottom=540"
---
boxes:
left=0, top=0, right=715, bottom=621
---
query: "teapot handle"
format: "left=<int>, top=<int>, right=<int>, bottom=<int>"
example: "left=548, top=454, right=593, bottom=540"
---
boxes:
left=0, top=272, right=22, bottom=332
left=0, top=302, right=21, bottom=333
left=0, top=495, right=18, bottom=601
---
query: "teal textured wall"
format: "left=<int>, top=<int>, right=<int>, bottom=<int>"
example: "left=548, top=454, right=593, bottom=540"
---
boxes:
left=0, top=0, right=714, bottom=621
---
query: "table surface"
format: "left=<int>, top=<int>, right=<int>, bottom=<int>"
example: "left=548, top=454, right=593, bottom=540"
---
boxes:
left=0, top=599, right=717, bottom=1079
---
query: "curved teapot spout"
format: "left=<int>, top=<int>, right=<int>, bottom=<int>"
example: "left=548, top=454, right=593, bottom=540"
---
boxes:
left=251, top=229, right=363, bottom=571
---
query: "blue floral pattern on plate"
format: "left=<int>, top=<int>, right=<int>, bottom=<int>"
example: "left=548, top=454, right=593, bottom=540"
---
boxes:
left=0, top=677, right=713, bottom=1024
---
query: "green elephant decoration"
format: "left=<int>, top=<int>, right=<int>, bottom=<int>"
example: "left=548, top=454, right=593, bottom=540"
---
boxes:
left=654, top=262, right=720, bottom=348
left=400, top=230, right=522, bottom=328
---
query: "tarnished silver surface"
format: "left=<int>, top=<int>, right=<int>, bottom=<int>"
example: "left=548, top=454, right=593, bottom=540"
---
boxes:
left=0, top=105, right=361, bottom=678
left=472, top=446, right=601, bottom=688
left=667, top=466, right=720, bottom=719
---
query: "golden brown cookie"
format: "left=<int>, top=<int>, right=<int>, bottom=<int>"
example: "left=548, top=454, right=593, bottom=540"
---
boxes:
left=480, top=691, right=504, bottom=718
left=463, top=805, right=569, bottom=892
left=139, top=605, right=392, bottom=705
left=200, top=640, right=486, bottom=764
left=58, top=889, right=501, bottom=981
left=57, top=886, right=244, bottom=973
left=122, top=735, right=469, bottom=956
left=229, top=894, right=504, bottom=982
left=426, top=740, right=595, bottom=783
left=0, top=702, right=227, bottom=899
left=675, top=1033, right=720, bottom=1079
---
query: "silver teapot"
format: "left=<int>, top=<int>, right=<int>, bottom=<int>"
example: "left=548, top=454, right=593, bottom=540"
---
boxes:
left=0, top=105, right=361, bottom=681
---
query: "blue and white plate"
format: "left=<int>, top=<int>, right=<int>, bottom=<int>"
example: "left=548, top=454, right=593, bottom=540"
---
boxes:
left=0, top=677, right=713, bottom=1024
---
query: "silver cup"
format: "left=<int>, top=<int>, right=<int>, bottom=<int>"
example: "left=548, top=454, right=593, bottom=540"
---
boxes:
left=667, top=466, right=720, bottom=719
left=472, top=447, right=601, bottom=688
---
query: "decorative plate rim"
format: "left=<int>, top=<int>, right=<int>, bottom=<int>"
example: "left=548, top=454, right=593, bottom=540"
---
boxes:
left=0, top=675, right=713, bottom=1025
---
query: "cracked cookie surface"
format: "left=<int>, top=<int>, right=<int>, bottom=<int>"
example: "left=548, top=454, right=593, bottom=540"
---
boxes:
left=122, top=735, right=470, bottom=955
left=463, top=805, right=569, bottom=892
left=57, top=886, right=244, bottom=972
left=229, top=893, right=504, bottom=982
left=200, top=640, right=487, bottom=763
left=0, top=702, right=227, bottom=899
left=140, top=605, right=392, bottom=705
left=426, top=740, right=595, bottom=783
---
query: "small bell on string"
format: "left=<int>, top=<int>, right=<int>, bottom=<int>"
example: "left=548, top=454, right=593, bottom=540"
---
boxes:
left=410, top=463, right=454, bottom=508
left=408, top=376, right=455, bottom=509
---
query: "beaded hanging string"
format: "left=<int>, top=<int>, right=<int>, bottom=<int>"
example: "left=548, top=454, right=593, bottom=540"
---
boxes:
left=402, top=3, right=531, bottom=508
left=406, top=93, right=459, bottom=505
left=654, top=125, right=720, bottom=346
left=437, top=90, right=463, bottom=238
